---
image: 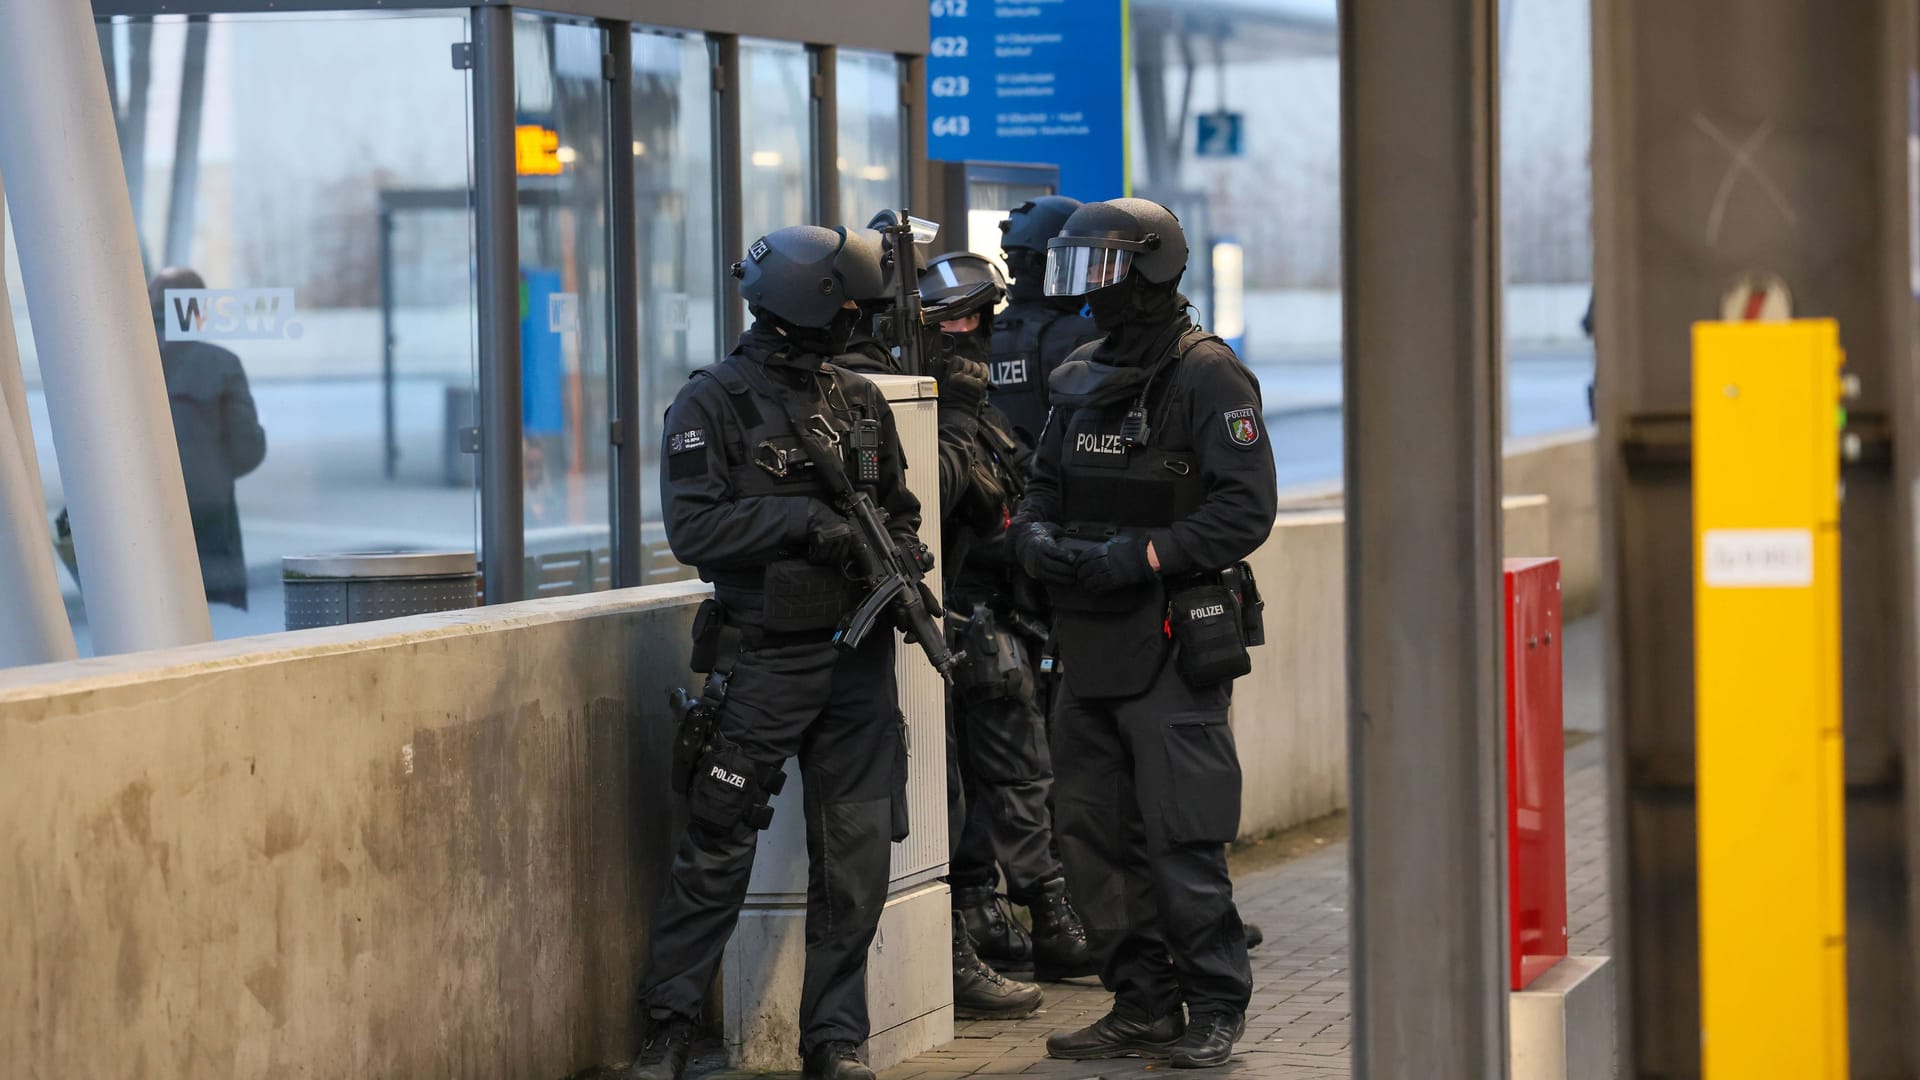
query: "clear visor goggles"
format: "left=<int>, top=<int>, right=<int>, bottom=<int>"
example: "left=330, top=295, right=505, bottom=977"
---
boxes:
left=1044, top=244, right=1135, bottom=298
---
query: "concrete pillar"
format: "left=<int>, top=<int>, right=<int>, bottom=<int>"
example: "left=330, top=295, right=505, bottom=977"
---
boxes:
left=1341, top=0, right=1509, bottom=1076
left=0, top=181, right=78, bottom=666
left=0, top=0, right=211, bottom=654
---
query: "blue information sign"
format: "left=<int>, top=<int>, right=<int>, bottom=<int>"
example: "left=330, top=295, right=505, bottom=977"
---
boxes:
left=926, top=0, right=1129, bottom=202
left=1196, top=111, right=1244, bottom=158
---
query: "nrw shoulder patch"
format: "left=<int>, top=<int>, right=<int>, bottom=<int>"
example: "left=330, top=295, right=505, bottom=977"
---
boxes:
left=1223, top=406, right=1261, bottom=448
left=669, top=428, right=707, bottom=454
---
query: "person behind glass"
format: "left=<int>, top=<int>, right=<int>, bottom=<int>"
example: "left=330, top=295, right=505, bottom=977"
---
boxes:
left=1010, top=199, right=1278, bottom=1069
left=987, top=196, right=1104, bottom=447
left=628, top=225, right=920, bottom=1080
left=58, top=266, right=268, bottom=609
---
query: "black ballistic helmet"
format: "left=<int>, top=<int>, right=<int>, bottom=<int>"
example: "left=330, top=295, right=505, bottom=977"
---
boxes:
left=919, top=252, right=1007, bottom=324
left=1044, top=198, right=1189, bottom=298
left=734, top=225, right=891, bottom=328
left=999, top=195, right=1084, bottom=256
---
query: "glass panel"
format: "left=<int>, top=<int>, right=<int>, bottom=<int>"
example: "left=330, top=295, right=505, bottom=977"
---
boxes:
left=10, top=12, right=476, bottom=652
left=740, top=39, right=815, bottom=246
left=514, top=15, right=614, bottom=598
left=1500, top=1, right=1595, bottom=439
left=835, top=50, right=904, bottom=227
left=633, top=28, right=717, bottom=584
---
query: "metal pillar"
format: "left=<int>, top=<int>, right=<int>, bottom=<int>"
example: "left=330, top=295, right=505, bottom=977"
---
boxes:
left=713, top=34, right=745, bottom=345
left=472, top=4, right=525, bottom=604
left=1593, top=1, right=1920, bottom=1075
left=121, top=19, right=152, bottom=245
left=902, top=54, right=928, bottom=215
left=0, top=181, right=77, bottom=667
left=162, top=14, right=210, bottom=269
left=0, top=0, right=211, bottom=655
left=605, top=22, right=643, bottom=589
left=812, top=44, right=840, bottom=227
left=1340, top=0, right=1508, bottom=1077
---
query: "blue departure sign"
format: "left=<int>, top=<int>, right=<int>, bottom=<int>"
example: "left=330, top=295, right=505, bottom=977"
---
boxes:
left=926, top=0, right=1129, bottom=202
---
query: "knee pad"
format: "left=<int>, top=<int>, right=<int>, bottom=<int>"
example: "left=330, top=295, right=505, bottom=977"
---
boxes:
left=687, top=739, right=788, bottom=833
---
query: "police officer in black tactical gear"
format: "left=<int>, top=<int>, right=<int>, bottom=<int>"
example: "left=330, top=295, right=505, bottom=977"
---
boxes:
left=629, top=224, right=921, bottom=1080
left=1011, top=199, right=1278, bottom=1070
left=919, top=252, right=1099, bottom=991
left=835, top=249, right=1053, bottom=1021
left=988, top=196, right=1105, bottom=445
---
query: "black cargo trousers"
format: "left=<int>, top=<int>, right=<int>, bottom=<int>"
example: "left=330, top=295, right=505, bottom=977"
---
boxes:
left=637, top=607, right=903, bottom=1056
left=1052, top=668, right=1252, bottom=1022
left=943, top=641, right=1064, bottom=897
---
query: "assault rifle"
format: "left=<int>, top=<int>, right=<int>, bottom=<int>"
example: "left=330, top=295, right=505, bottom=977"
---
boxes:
left=872, top=210, right=940, bottom=377
left=785, top=413, right=960, bottom=684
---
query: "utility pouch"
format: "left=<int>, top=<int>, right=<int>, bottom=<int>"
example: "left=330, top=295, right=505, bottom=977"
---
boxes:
left=1168, top=581, right=1252, bottom=687
left=689, top=598, right=724, bottom=673
left=761, top=558, right=852, bottom=633
left=1223, top=561, right=1266, bottom=648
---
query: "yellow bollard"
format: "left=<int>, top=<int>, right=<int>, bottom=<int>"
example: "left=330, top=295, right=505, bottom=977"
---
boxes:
left=1692, top=318, right=1848, bottom=1079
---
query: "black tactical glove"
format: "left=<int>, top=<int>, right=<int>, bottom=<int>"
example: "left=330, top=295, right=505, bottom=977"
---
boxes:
left=805, top=499, right=860, bottom=566
left=1014, top=521, right=1079, bottom=587
left=937, top=355, right=992, bottom=418
left=1076, top=534, right=1156, bottom=592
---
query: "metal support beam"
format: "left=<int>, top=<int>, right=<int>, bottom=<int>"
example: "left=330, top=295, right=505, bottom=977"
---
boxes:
left=604, top=21, right=643, bottom=589
left=902, top=54, right=926, bottom=215
left=0, top=181, right=78, bottom=667
left=0, top=0, right=211, bottom=655
left=713, top=33, right=745, bottom=344
left=1593, top=1, right=1920, bottom=1074
left=162, top=14, right=210, bottom=268
left=812, top=44, right=840, bottom=227
left=472, top=4, right=525, bottom=603
left=121, top=18, right=152, bottom=252
left=1340, top=0, right=1508, bottom=1077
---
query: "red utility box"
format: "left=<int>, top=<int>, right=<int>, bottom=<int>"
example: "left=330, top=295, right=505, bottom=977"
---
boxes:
left=1505, top=557, right=1568, bottom=990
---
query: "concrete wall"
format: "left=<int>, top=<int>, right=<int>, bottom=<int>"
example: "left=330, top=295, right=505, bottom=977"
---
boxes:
left=1503, top=428, right=1600, bottom=618
left=1230, top=494, right=1551, bottom=837
left=0, top=485, right=1564, bottom=1075
left=0, top=586, right=707, bottom=1079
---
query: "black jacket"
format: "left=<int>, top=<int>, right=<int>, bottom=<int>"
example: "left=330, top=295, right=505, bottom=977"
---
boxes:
left=660, top=325, right=922, bottom=580
left=165, top=340, right=267, bottom=609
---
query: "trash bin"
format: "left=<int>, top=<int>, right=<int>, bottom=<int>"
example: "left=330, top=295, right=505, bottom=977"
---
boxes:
left=282, top=551, right=480, bottom=631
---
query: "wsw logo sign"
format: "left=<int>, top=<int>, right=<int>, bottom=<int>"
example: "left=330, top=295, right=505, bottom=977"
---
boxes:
left=163, top=288, right=306, bottom=342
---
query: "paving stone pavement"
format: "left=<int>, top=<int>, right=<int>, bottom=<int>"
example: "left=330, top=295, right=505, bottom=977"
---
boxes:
left=871, top=737, right=1612, bottom=1080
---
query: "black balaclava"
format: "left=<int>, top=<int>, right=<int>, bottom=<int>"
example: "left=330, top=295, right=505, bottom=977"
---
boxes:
left=1004, top=251, right=1047, bottom=304
left=1088, top=273, right=1186, bottom=366
left=751, top=304, right=863, bottom=367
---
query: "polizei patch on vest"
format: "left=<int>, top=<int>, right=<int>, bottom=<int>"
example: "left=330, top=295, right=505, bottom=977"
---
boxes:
left=1223, top=406, right=1261, bottom=448
left=669, top=428, right=707, bottom=454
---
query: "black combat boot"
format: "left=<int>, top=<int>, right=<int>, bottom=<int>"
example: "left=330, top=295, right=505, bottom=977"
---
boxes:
left=1167, top=1011, right=1245, bottom=1069
left=626, top=1015, right=698, bottom=1080
left=953, top=884, right=1033, bottom=970
left=1044, top=1010, right=1185, bottom=1060
left=802, top=1041, right=876, bottom=1080
left=1245, top=923, right=1264, bottom=950
left=1024, top=876, right=1099, bottom=981
left=953, top=911, right=1045, bottom=1019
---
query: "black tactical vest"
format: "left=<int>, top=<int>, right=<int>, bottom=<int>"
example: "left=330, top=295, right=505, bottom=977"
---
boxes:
left=1054, top=329, right=1217, bottom=536
left=989, top=301, right=1096, bottom=443
left=693, top=359, right=850, bottom=503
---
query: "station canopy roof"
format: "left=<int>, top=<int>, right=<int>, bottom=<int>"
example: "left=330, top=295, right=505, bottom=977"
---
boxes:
left=1131, top=0, right=1337, bottom=63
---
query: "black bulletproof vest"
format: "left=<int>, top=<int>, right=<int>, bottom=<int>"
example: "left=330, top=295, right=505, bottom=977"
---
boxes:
left=989, top=300, right=1092, bottom=442
left=693, top=358, right=850, bottom=503
left=1055, top=333, right=1215, bottom=533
